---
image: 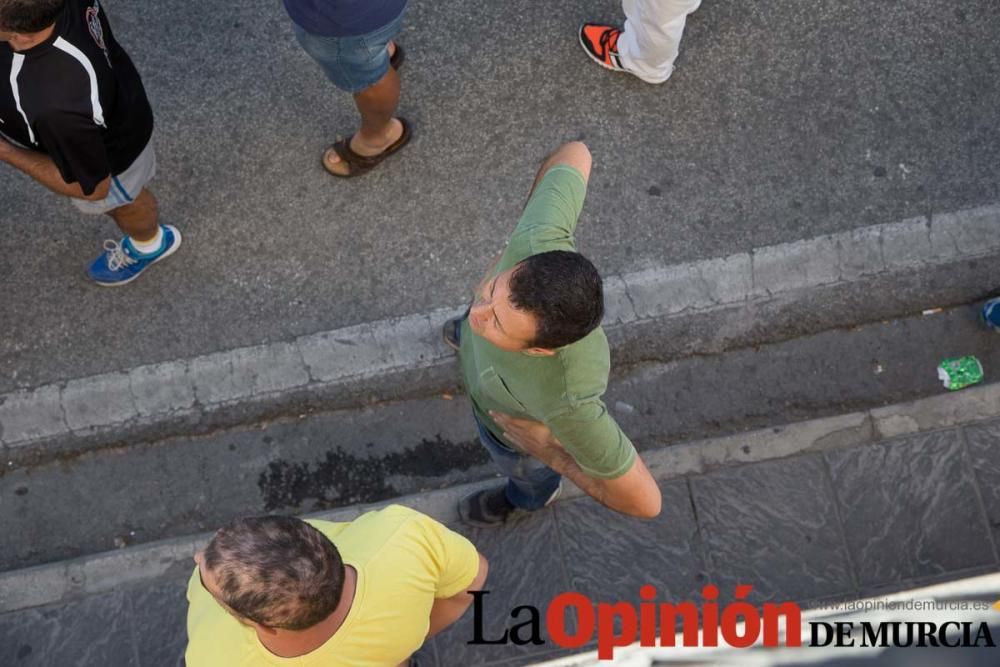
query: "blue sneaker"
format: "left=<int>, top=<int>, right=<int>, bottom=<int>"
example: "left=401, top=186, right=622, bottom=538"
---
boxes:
left=982, top=297, right=1000, bottom=332
left=88, top=225, right=182, bottom=286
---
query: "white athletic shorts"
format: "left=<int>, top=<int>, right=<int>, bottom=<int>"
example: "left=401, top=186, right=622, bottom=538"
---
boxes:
left=71, top=139, right=157, bottom=215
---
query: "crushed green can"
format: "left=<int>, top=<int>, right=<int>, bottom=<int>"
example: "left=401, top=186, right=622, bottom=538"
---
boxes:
left=937, top=356, right=984, bottom=390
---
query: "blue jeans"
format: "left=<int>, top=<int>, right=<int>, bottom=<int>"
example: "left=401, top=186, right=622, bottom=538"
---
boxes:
left=292, top=8, right=406, bottom=93
left=474, top=415, right=562, bottom=511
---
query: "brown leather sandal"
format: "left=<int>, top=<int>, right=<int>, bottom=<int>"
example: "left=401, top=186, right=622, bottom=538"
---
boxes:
left=322, top=118, right=412, bottom=178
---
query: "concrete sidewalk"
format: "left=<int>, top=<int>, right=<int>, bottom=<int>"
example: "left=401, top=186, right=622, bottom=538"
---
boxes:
left=2, top=385, right=998, bottom=666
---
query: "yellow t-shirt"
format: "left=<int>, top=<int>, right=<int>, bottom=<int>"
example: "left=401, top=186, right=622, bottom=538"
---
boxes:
left=185, top=505, right=480, bottom=667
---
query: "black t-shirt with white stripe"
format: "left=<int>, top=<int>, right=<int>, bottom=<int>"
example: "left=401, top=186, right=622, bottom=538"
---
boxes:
left=0, top=0, right=153, bottom=196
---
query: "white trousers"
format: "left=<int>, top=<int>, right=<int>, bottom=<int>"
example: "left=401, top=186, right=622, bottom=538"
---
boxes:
left=618, top=0, right=702, bottom=83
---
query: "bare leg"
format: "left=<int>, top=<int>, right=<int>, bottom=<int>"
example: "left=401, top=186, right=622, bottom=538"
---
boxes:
left=108, top=189, right=159, bottom=242
left=323, top=48, right=404, bottom=176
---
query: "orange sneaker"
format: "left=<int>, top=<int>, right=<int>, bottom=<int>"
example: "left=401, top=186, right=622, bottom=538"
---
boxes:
left=578, top=23, right=626, bottom=73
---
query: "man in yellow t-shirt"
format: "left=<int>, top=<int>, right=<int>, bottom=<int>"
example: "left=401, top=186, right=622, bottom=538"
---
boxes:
left=185, top=505, right=488, bottom=666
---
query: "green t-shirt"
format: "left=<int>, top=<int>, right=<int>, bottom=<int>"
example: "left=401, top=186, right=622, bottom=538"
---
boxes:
left=458, top=165, right=637, bottom=480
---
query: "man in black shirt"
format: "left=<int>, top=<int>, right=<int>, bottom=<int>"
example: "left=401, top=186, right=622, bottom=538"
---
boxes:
left=0, top=0, right=179, bottom=285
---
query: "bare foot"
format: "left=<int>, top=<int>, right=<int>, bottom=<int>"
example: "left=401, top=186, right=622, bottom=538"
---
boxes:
left=322, top=118, right=405, bottom=176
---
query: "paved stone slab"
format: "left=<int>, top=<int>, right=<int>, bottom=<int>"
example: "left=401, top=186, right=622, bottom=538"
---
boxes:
left=825, top=430, right=997, bottom=587
left=879, top=216, right=933, bottom=269
left=0, top=385, right=66, bottom=444
left=871, top=381, right=1000, bottom=440
left=187, top=350, right=250, bottom=406
left=932, top=206, right=1000, bottom=257
left=752, top=235, right=840, bottom=296
left=554, top=480, right=707, bottom=640
left=928, top=212, right=965, bottom=262
left=601, top=275, right=637, bottom=325
left=0, top=563, right=75, bottom=615
left=128, top=361, right=196, bottom=418
left=639, top=411, right=874, bottom=482
left=127, top=579, right=187, bottom=667
left=82, top=539, right=199, bottom=597
left=371, top=309, right=457, bottom=368
left=231, top=341, right=310, bottom=397
left=420, top=645, right=441, bottom=667
left=61, top=372, right=138, bottom=432
left=296, top=323, right=388, bottom=383
left=555, top=481, right=706, bottom=610
left=623, top=262, right=716, bottom=318
left=960, top=418, right=1000, bottom=556
left=690, top=454, right=856, bottom=604
left=485, top=647, right=587, bottom=667
left=431, top=512, right=572, bottom=667
left=0, top=591, right=136, bottom=667
left=699, top=253, right=753, bottom=305
left=836, top=226, right=885, bottom=281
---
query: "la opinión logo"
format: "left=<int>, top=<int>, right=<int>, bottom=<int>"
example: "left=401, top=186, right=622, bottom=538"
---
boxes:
left=469, top=584, right=802, bottom=659
left=468, top=585, right=998, bottom=660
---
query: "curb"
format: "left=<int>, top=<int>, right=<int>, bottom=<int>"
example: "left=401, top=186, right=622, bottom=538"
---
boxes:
left=3, top=380, right=999, bottom=614
left=2, top=204, right=999, bottom=459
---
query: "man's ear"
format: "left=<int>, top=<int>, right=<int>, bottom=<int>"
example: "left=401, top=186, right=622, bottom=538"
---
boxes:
left=524, top=347, right=557, bottom=357
left=250, top=621, right=279, bottom=636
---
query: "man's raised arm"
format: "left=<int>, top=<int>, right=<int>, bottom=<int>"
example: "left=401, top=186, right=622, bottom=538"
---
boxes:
left=524, top=141, right=592, bottom=206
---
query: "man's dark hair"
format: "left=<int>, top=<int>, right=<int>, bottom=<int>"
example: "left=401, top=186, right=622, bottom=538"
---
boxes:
left=0, top=0, right=64, bottom=33
left=203, top=516, right=344, bottom=631
left=508, top=250, right=605, bottom=349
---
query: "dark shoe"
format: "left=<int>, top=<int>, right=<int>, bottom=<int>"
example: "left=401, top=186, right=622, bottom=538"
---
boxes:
left=442, top=316, right=463, bottom=352
left=322, top=117, right=412, bottom=178
left=458, top=486, right=516, bottom=527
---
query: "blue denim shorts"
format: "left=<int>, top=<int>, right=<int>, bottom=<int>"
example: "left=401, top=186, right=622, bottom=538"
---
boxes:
left=473, top=413, right=562, bottom=511
left=292, top=9, right=406, bottom=93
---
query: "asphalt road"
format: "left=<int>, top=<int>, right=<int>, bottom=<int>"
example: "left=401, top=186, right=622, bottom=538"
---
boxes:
left=2, top=0, right=999, bottom=392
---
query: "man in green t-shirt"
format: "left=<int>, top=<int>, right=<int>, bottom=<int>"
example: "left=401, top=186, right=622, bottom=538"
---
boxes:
left=443, top=141, right=662, bottom=526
